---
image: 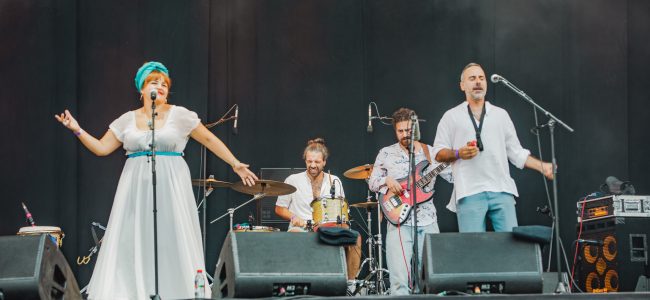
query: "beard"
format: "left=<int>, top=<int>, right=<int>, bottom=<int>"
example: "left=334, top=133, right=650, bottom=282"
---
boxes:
left=308, top=166, right=322, bottom=177
left=470, top=89, right=486, bottom=101
left=399, top=137, right=411, bottom=148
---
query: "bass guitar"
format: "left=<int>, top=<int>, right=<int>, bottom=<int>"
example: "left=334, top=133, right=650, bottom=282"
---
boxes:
left=380, top=160, right=449, bottom=225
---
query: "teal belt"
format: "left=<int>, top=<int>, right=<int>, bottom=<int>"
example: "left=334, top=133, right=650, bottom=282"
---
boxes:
left=127, top=151, right=183, bottom=158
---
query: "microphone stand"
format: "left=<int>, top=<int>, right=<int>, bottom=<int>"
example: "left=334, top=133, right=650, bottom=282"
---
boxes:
left=149, top=99, right=161, bottom=300
left=494, top=77, right=574, bottom=293
left=196, top=105, right=237, bottom=259
left=407, top=112, right=420, bottom=294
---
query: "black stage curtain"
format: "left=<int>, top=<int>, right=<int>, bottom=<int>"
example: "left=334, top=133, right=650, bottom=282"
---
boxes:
left=1, top=0, right=648, bottom=286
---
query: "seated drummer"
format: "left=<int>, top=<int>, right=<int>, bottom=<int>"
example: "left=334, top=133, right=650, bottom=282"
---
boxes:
left=274, top=138, right=362, bottom=288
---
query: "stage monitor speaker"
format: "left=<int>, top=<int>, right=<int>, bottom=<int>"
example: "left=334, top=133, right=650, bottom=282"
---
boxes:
left=574, top=216, right=649, bottom=292
left=0, top=234, right=81, bottom=300
left=212, top=231, right=347, bottom=298
left=421, top=232, right=543, bottom=294
left=257, top=168, right=305, bottom=231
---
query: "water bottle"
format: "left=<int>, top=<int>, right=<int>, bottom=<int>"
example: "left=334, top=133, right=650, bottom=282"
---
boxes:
left=194, top=269, right=205, bottom=298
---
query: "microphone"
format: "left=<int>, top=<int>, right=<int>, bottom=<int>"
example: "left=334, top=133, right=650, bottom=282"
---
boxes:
left=411, top=113, right=421, bottom=141
left=150, top=88, right=157, bottom=100
left=367, top=103, right=373, bottom=133
left=577, top=239, right=604, bottom=246
left=91, top=222, right=107, bottom=230
left=21, top=202, right=36, bottom=227
left=233, top=105, right=239, bottom=135
left=491, top=74, right=504, bottom=83
left=248, top=212, right=255, bottom=230
left=329, top=172, right=336, bottom=198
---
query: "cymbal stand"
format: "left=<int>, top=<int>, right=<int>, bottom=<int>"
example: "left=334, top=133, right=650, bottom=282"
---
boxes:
left=210, top=193, right=266, bottom=231
left=196, top=105, right=237, bottom=256
left=354, top=191, right=389, bottom=295
left=373, top=192, right=389, bottom=294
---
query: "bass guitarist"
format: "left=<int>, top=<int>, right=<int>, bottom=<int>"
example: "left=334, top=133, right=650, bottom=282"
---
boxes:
left=368, top=108, right=452, bottom=295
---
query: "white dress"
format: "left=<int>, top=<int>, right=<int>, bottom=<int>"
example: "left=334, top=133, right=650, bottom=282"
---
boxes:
left=87, top=105, right=210, bottom=299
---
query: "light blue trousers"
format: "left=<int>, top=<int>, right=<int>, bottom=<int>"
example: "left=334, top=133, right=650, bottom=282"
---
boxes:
left=457, top=191, right=518, bottom=232
left=385, top=222, right=439, bottom=295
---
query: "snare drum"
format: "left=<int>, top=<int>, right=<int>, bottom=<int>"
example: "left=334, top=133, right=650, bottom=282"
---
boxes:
left=233, top=224, right=280, bottom=232
left=17, top=226, right=65, bottom=247
left=311, top=197, right=349, bottom=227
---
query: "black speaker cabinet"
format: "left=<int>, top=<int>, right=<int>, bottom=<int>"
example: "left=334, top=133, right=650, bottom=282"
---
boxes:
left=575, top=216, right=649, bottom=292
left=421, top=232, right=543, bottom=294
left=0, top=234, right=81, bottom=300
left=212, top=232, right=347, bottom=298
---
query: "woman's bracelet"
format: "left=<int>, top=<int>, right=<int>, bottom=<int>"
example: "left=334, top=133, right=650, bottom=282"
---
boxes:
left=73, top=129, right=84, bottom=137
left=231, top=158, right=240, bottom=168
left=454, top=149, right=460, bottom=159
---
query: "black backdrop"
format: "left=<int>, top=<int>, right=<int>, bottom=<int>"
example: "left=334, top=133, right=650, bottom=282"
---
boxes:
left=1, top=0, right=649, bottom=287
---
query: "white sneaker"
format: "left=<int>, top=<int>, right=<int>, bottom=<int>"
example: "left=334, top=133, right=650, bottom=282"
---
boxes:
left=347, top=280, right=357, bottom=296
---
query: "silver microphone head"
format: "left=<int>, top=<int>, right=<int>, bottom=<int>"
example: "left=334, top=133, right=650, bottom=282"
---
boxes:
left=490, top=74, right=503, bottom=83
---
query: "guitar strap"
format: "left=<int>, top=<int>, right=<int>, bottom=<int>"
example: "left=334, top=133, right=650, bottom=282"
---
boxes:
left=419, top=141, right=433, bottom=164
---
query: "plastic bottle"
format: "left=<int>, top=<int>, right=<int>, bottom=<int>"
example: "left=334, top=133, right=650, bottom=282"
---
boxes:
left=194, top=269, right=205, bottom=298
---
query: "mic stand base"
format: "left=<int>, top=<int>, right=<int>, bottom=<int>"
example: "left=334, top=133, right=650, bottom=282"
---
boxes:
left=554, top=281, right=570, bottom=294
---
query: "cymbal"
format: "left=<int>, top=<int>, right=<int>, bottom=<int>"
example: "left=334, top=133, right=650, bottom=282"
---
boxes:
left=344, top=164, right=373, bottom=180
left=350, top=201, right=378, bottom=209
left=191, top=178, right=232, bottom=188
left=231, top=179, right=297, bottom=197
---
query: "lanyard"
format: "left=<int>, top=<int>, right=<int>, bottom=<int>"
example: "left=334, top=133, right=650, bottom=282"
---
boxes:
left=467, top=103, right=485, bottom=151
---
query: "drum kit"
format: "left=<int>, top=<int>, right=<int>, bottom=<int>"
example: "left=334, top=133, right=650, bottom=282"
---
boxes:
left=198, top=162, right=389, bottom=295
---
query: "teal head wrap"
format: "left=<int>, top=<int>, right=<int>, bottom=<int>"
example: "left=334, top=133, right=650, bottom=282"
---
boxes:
left=134, top=61, right=169, bottom=91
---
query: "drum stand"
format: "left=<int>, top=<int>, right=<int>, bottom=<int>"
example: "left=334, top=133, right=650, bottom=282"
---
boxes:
left=354, top=192, right=389, bottom=295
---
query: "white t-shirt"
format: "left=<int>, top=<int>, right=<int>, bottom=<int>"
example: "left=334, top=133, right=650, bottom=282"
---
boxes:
left=275, top=171, right=345, bottom=221
left=432, top=101, right=530, bottom=212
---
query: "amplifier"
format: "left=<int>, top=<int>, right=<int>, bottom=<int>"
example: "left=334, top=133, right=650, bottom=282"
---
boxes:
left=577, top=195, right=650, bottom=222
left=574, top=216, right=649, bottom=292
left=613, top=195, right=650, bottom=218
left=256, top=168, right=305, bottom=231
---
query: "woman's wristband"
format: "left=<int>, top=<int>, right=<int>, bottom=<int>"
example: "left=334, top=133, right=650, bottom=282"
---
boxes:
left=231, top=158, right=240, bottom=168
left=73, top=128, right=84, bottom=137
left=454, top=149, right=460, bottom=160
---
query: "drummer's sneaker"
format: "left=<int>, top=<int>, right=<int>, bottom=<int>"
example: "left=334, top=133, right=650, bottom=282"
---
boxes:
left=347, top=280, right=360, bottom=296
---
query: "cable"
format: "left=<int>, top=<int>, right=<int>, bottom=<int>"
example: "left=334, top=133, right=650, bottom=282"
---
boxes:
left=559, top=237, right=585, bottom=293
left=570, top=197, right=588, bottom=291
left=396, top=222, right=411, bottom=289
left=351, top=207, right=371, bottom=236
left=369, top=101, right=393, bottom=126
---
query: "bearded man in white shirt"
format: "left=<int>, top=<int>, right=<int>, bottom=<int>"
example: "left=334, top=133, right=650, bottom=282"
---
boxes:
left=274, top=138, right=362, bottom=289
left=432, top=62, right=554, bottom=233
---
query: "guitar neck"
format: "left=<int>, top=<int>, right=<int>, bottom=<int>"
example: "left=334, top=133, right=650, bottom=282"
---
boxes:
left=416, top=163, right=449, bottom=188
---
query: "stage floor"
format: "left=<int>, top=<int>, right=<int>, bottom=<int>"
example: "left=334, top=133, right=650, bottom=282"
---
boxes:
left=214, top=292, right=650, bottom=299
